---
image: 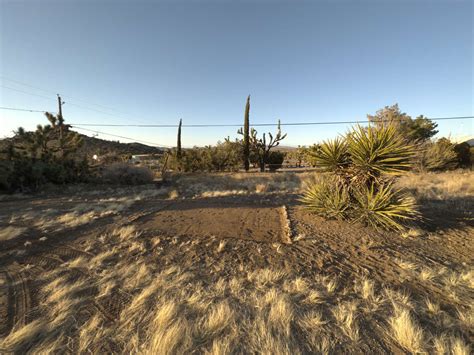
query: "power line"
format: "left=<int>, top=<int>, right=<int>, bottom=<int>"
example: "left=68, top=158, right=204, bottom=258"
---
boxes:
left=2, top=104, right=472, bottom=127
left=0, top=85, right=57, bottom=101
left=1, top=84, right=148, bottom=125
left=0, top=76, right=130, bottom=115
left=0, top=106, right=47, bottom=113
left=69, top=116, right=474, bottom=128
left=70, top=126, right=172, bottom=148
left=0, top=85, right=119, bottom=116
left=1, top=76, right=147, bottom=124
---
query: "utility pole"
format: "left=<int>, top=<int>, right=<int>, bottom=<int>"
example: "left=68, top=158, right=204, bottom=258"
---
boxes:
left=57, top=94, right=64, bottom=158
left=57, top=94, right=63, bottom=121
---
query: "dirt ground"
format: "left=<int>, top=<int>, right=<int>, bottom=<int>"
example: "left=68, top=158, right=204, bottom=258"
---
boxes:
left=0, top=171, right=472, bottom=354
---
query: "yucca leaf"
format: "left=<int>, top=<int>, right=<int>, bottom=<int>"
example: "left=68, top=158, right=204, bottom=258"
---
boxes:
left=348, top=125, right=415, bottom=179
left=300, top=177, right=350, bottom=219
left=352, top=182, right=419, bottom=231
left=310, top=137, right=350, bottom=172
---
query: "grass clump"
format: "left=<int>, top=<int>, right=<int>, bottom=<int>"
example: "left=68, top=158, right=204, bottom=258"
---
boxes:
left=301, top=124, right=419, bottom=231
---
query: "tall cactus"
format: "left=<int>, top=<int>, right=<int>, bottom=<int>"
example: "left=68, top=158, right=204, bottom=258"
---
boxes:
left=177, top=118, right=182, bottom=161
left=243, top=95, right=250, bottom=171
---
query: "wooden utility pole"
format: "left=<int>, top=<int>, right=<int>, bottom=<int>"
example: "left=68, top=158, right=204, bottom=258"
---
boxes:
left=57, top=94, right=64, bottom=157
left=57, top=94, right=63, bottom=120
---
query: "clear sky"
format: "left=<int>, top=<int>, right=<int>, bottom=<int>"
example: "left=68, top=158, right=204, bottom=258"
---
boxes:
left=1, top=0, right=472, bottom=147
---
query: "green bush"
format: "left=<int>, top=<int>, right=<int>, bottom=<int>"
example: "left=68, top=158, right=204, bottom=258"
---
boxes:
left=419, top=138, right=458, bottom=171
left=454, top=142, right=471, bottom=168
left=0, top=113, right=89, bottom=192
left=167, top=140, right=242, bottom=173
left=266, top=151, right=285, bottom=171
left=101, top=163, right=154, bottom=185
left=301, top=124, right=418, bottom=231
left=0, top=158, right=90, bottom=192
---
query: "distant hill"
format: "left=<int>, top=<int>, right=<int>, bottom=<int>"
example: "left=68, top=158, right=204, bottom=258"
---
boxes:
left=75, top=134, right=164, bottom=157
left=0, top=131, right=164, bottom=159
left=275, top=145, right=298, bottom=152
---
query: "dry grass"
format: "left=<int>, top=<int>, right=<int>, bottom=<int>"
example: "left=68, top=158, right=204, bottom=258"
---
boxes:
left=332, top=301, right=360, bottom=342
left=424, top=298, right=441, bottom=315
left=2, top=239, right=472, bottom=354
left=170, top=171, right=315, bottom=198
left=0, top=226, right=27, bottom=241
left=1, top=170, right=473, bottom=353
left=388, top=307, right=425, bottom=353
left=396, top=170, right=474, bottom=200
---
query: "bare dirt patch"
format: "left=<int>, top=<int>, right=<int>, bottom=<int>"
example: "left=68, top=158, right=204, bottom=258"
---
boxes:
left=141, top=198, right=290, bottom=243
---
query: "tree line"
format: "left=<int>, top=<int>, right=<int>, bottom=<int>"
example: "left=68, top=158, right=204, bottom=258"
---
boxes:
left=0, top=100, right=471, bottom=191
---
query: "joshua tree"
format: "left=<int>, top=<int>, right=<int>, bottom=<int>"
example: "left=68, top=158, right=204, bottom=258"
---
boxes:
left=301, top=124, right=418, bottom=231
left=243, top=95, right=250, bottom=171
left=14, top=112, right=81, bottom=161
left=239, top=120, right=287, bottom=172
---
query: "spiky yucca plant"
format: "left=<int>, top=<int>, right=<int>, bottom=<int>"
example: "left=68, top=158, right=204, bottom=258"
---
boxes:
left=300, top=177, right=349, bottom=220
left=301, top=124, right=418, bottom=231
left=310, top=137, right=350, bottom=172
left=348, top=125, right=414, bottom=181
left=352, top=183, right=419, bottom=230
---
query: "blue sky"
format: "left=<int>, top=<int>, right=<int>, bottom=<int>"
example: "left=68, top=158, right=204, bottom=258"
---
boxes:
left=1, top=0, right=472, bottom=147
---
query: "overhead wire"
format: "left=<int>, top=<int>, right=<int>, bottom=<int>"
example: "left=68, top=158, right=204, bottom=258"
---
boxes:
left=1, top=105, right=472, bottom=127
left=69, top=116, right=473, bottom=127
left=1, top=77, right=150, bottom=125
left=0, top=76, right=130, bottom=115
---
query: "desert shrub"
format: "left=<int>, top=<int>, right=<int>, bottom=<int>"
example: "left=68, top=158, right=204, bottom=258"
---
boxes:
left=101, top=163, right=154, bottom=185
left=301, top=124, right=418, bottom=231
left=167, top=140, right=242, bottom=172
left=418, top=138, right=458, bottom=171
left=454, top=142, right=471, bottom=168
left=266, top=151, right=286, bottom=171
left=0, top=161, right=13, bottom=190
left=0, top=157, right=90, bottom=192
left=0, top=113, right=90, bottom=192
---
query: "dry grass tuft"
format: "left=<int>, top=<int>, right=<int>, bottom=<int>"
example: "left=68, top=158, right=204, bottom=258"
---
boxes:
left=0, top=226, right=27, bottom=241
left=299, top=310, right=327, bottom=330
left=456, top=306, right=474, bottom=328
left=0, top=320, right=47, bottom=353
left=216, top=240, right=226, bottom=253
left=450, top=337, right=471, bottom=355
left=267, top=293, right=294, bottom=337
left=200, top=301, right=234, bottom=338
left=420, top=267, right=436, bottom=282
left=388, top=307, right=425, bottom=353
left=332, top=301, right=359, bottom=342
left=113, top=225, right=141, bottom=241
left=396, top=258, right=418, bottom=271
left=401, top=227, right=424, bottom=238
left=424, top=298, right=441, bottom=315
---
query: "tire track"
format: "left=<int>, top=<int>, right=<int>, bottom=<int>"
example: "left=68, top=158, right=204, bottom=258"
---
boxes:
left=0, top=269, right=32, bottom=336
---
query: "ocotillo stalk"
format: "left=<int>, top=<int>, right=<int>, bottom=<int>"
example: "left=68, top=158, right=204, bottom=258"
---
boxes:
left=243, top=95, right=250, bottom=171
